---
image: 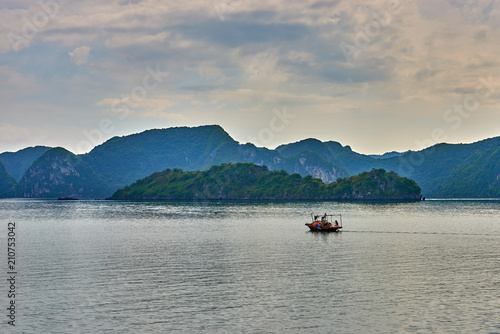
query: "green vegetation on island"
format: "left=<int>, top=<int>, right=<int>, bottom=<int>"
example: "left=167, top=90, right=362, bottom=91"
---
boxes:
left=108, top=163, right=422, bottom=201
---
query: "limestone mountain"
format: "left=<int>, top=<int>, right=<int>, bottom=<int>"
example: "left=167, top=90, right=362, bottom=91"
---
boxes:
left=0, top=146, right=51, bottom=182
left=15, top=147, right=113, bottom=198
left=386, top=138, right=500, bottom=198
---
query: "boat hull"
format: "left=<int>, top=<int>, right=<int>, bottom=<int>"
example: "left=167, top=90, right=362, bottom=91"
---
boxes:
left=305, top=223, right=342, bottom=232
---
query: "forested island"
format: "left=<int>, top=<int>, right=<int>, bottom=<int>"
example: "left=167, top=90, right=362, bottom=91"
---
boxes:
left=108, top=163, right=421, bottom=201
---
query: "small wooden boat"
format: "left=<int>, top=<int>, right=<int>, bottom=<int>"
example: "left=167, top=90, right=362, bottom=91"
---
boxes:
left=306, top=213, right=342, bottom=232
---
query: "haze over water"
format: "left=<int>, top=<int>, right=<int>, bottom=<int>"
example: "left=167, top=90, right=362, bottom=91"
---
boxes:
left=1, top=199, right=499, bottom=333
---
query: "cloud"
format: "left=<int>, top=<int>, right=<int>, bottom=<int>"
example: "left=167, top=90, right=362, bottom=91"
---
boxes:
left=69, top=46, right=91, bottom=66
left=0, top=123, right=32, bottom=142
left=1, top=0, right=500, bottom=154
left=104, top=31, right=170, bottom=49
left=0, top=65, right=38, bottom=99
left=142, top=111, right=186, bottom=120
left=178, top=20, right=309, bottom=48
left=96, top=96, right=177, bottom=118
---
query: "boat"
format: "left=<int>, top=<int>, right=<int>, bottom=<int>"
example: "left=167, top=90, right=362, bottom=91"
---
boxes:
left=306, top=213, right=342, bottom=232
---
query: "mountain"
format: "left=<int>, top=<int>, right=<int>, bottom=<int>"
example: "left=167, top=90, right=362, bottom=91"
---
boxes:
left=277, top=136, right=500, bottom=197
left=2, top=125, right=499, bottom=198
left=82, top=125, right=240, bottom=189
left=369, top=151, right=411, bottom=159
left=15, top=147, right=113, bottom=198
left=108, top=163, right=421, bottom=201
left=381, top=138, right=500, bottom=198
left=277, top=138, right=378, bottom=176
left=438, top=142, right=500, bottom=197
left=0, top=146, right=51, bottom=182
left=81, top=125, right=350, bottom=194
left=0, top=162, right=16, bottom=198
left=276, top=139, right=351, bottom=178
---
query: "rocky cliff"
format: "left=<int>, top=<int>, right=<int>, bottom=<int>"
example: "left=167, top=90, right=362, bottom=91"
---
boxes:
left=15, top=147, right=113, bottom=198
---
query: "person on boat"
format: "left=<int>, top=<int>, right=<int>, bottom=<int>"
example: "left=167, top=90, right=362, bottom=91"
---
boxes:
left=334, top=220, right=339, bottom=227
left=321, top=213, right=331, bottom=228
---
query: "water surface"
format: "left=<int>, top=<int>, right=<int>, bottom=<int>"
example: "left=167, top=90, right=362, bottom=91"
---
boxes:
left=1, top=199, right=499, bottom=333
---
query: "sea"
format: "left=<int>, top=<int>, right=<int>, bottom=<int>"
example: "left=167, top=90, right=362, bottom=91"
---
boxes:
left=0, top=199, right=499, bottom=333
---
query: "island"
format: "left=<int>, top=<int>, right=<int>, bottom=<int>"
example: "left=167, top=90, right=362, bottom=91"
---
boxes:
left=107, top=163, right=422, bottom=201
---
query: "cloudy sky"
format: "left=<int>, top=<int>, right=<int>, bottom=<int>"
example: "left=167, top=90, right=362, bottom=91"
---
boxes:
left=1, top=0, right=500, bottom=155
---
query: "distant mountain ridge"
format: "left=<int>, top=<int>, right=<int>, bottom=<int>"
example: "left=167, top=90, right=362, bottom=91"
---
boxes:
left=0, top=125, right=499, bottom=198
left=369, top=151, right=411, bottom=159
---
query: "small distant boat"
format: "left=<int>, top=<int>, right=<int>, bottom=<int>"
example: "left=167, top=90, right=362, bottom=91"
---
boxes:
left=306, top=213, right=342, bottom=232
left=57, top=197, right=78, bottom=200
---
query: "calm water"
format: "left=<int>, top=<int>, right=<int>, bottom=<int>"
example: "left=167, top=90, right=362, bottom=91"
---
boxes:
left=1, top=199, right=499, bottom=333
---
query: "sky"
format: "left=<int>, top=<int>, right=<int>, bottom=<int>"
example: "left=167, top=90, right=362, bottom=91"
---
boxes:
left=1, top=0, right=500, bottom=155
